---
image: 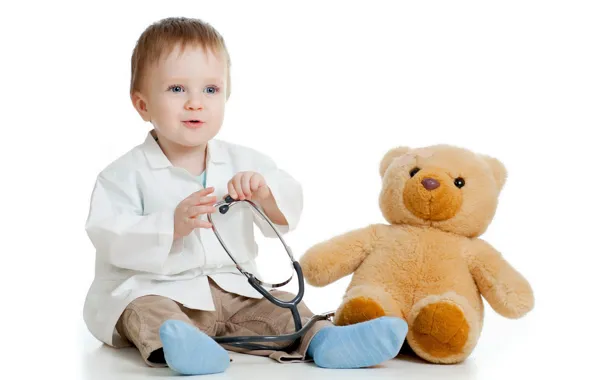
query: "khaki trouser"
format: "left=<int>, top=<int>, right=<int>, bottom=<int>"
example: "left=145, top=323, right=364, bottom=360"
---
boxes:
left=116, top=278, right=333, bottom=367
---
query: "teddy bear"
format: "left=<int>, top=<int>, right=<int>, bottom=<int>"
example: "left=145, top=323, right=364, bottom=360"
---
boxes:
left=299, top=144, right=534, bottom=364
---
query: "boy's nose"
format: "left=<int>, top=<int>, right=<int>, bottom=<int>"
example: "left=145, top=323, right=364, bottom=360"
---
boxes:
left=185, top=98, right=203, bottom=110
left=185, top=103, right=203, bottom=110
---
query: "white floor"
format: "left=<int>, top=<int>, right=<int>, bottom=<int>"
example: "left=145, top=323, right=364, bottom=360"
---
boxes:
left=75, top=309, right=581, bottom=380
left=79, top=333, right=475, bottom=380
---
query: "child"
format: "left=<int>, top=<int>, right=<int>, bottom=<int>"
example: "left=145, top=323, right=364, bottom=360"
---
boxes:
left=83, top=16, right=408, bottom=376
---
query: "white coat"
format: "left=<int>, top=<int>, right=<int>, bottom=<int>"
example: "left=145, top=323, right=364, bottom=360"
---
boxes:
left=83, top=131, right=303, bottom=347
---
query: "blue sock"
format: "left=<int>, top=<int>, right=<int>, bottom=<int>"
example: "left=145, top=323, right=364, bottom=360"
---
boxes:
left=306, top=316, right=408, bottom=369
left=159, top=319, right=230, bottom=375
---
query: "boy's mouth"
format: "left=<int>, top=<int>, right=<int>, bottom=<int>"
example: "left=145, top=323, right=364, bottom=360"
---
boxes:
left=182, top=120, right=205, bottom=128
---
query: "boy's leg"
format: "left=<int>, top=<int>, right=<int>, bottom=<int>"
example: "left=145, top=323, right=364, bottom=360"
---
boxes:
left=115, top=295, right=193, bottom=367
left=116, top=294, right=230, bottom=375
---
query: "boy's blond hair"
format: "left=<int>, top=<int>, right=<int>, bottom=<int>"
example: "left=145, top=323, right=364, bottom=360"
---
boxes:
left=130, top=17, right=231, bottom=99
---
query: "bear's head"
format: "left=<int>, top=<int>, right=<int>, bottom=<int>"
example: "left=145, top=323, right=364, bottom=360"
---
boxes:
left=378, top=145, right=507, bottom=237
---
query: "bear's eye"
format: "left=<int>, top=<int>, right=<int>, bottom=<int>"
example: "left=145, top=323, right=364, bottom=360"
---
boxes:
left=454, top=177, right=465, bottom=188
left=409, top=167, right=420, bottom=177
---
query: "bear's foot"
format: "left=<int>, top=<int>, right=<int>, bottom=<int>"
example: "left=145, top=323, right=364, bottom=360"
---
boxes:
left=335, top=285, right=401, bottom=326
left=412, top=301, right=468, bottom=356
left=407, top=293, right=480, bottom=364
left=336, top=296, right=386, bottom=325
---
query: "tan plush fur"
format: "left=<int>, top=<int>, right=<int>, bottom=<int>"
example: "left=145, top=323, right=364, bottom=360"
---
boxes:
left=300, top=145, right=534, bottom=364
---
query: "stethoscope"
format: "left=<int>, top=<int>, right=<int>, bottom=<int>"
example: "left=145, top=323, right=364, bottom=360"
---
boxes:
left=206, top=195, right=334, bottom=352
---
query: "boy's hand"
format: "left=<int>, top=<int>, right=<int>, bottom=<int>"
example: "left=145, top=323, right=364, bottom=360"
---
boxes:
left=227, top=171, right=271, bottom=201
left=173, top=187, right=217, bottom=239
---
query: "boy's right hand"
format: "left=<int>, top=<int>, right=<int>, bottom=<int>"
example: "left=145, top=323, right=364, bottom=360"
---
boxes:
left=174, top=187, right=217, bottom=239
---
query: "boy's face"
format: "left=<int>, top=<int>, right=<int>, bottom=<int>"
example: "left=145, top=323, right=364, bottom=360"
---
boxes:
left=133, top=44, right=227, bottom=149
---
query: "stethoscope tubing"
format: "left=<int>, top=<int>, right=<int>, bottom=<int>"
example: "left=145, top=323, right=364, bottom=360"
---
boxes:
left=206, top=195, right=334, bottom=351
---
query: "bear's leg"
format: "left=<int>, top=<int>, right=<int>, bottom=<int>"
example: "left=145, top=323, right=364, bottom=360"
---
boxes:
left=407, top=292, right=482, bottom=364
left=335, top=284, right=403, bottom=326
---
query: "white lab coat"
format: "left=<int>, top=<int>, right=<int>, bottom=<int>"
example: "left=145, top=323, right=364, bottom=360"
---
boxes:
left=83, top=131, right=303, bottom=347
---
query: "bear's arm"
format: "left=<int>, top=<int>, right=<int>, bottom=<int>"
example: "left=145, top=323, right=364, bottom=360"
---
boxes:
left=466, top=238, right=534, bottom=318
left=299, top=224, right=381, bottom=287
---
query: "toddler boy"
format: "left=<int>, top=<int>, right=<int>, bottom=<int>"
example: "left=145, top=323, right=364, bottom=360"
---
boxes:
left=83, top=16, right=407, bottom=375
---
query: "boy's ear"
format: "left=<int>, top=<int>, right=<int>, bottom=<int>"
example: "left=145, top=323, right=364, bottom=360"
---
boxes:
left=131, top=92, right=151, bottom=122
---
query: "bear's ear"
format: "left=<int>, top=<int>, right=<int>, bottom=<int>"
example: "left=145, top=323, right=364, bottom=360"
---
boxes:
left=380, top=146, right=411, bottom=177
left=480, top=154, right=507, bottom=192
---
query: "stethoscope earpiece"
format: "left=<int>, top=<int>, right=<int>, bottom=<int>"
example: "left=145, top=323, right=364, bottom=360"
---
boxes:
left=218, top=195, right=236, bottom=214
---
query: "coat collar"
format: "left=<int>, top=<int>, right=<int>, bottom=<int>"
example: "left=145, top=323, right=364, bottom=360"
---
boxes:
left=141, top=129, right=230, bottom=169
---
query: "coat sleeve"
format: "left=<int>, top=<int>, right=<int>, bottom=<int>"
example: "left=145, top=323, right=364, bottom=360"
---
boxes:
left=84, top=171, right=176, bottom=274
left=253, top=154, right=303, bottom=238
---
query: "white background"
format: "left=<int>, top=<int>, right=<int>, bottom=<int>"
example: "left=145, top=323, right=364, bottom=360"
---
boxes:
left=2, top=1, right=595, bottom=379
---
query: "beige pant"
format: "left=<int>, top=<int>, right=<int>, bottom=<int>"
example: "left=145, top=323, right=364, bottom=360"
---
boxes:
left=116, top=278, right=333, bottom=367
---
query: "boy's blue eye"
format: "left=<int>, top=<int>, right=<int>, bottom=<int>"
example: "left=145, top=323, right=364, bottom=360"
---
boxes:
left=204, top=86, right=219, bottom=94
left=168, top=85, right=184, bottom=93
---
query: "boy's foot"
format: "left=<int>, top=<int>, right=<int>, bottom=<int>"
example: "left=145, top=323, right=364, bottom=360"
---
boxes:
left=306, top=316, right=408, bottom=369
left=159, top=319, right=230, bottom=375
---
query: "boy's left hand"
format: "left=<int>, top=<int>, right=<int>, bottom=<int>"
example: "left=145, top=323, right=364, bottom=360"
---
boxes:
left=227, top=171, right=271, bottom=201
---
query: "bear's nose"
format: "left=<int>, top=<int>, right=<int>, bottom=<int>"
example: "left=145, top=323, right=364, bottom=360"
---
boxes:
left=422, top=178, right=440, bottom=190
